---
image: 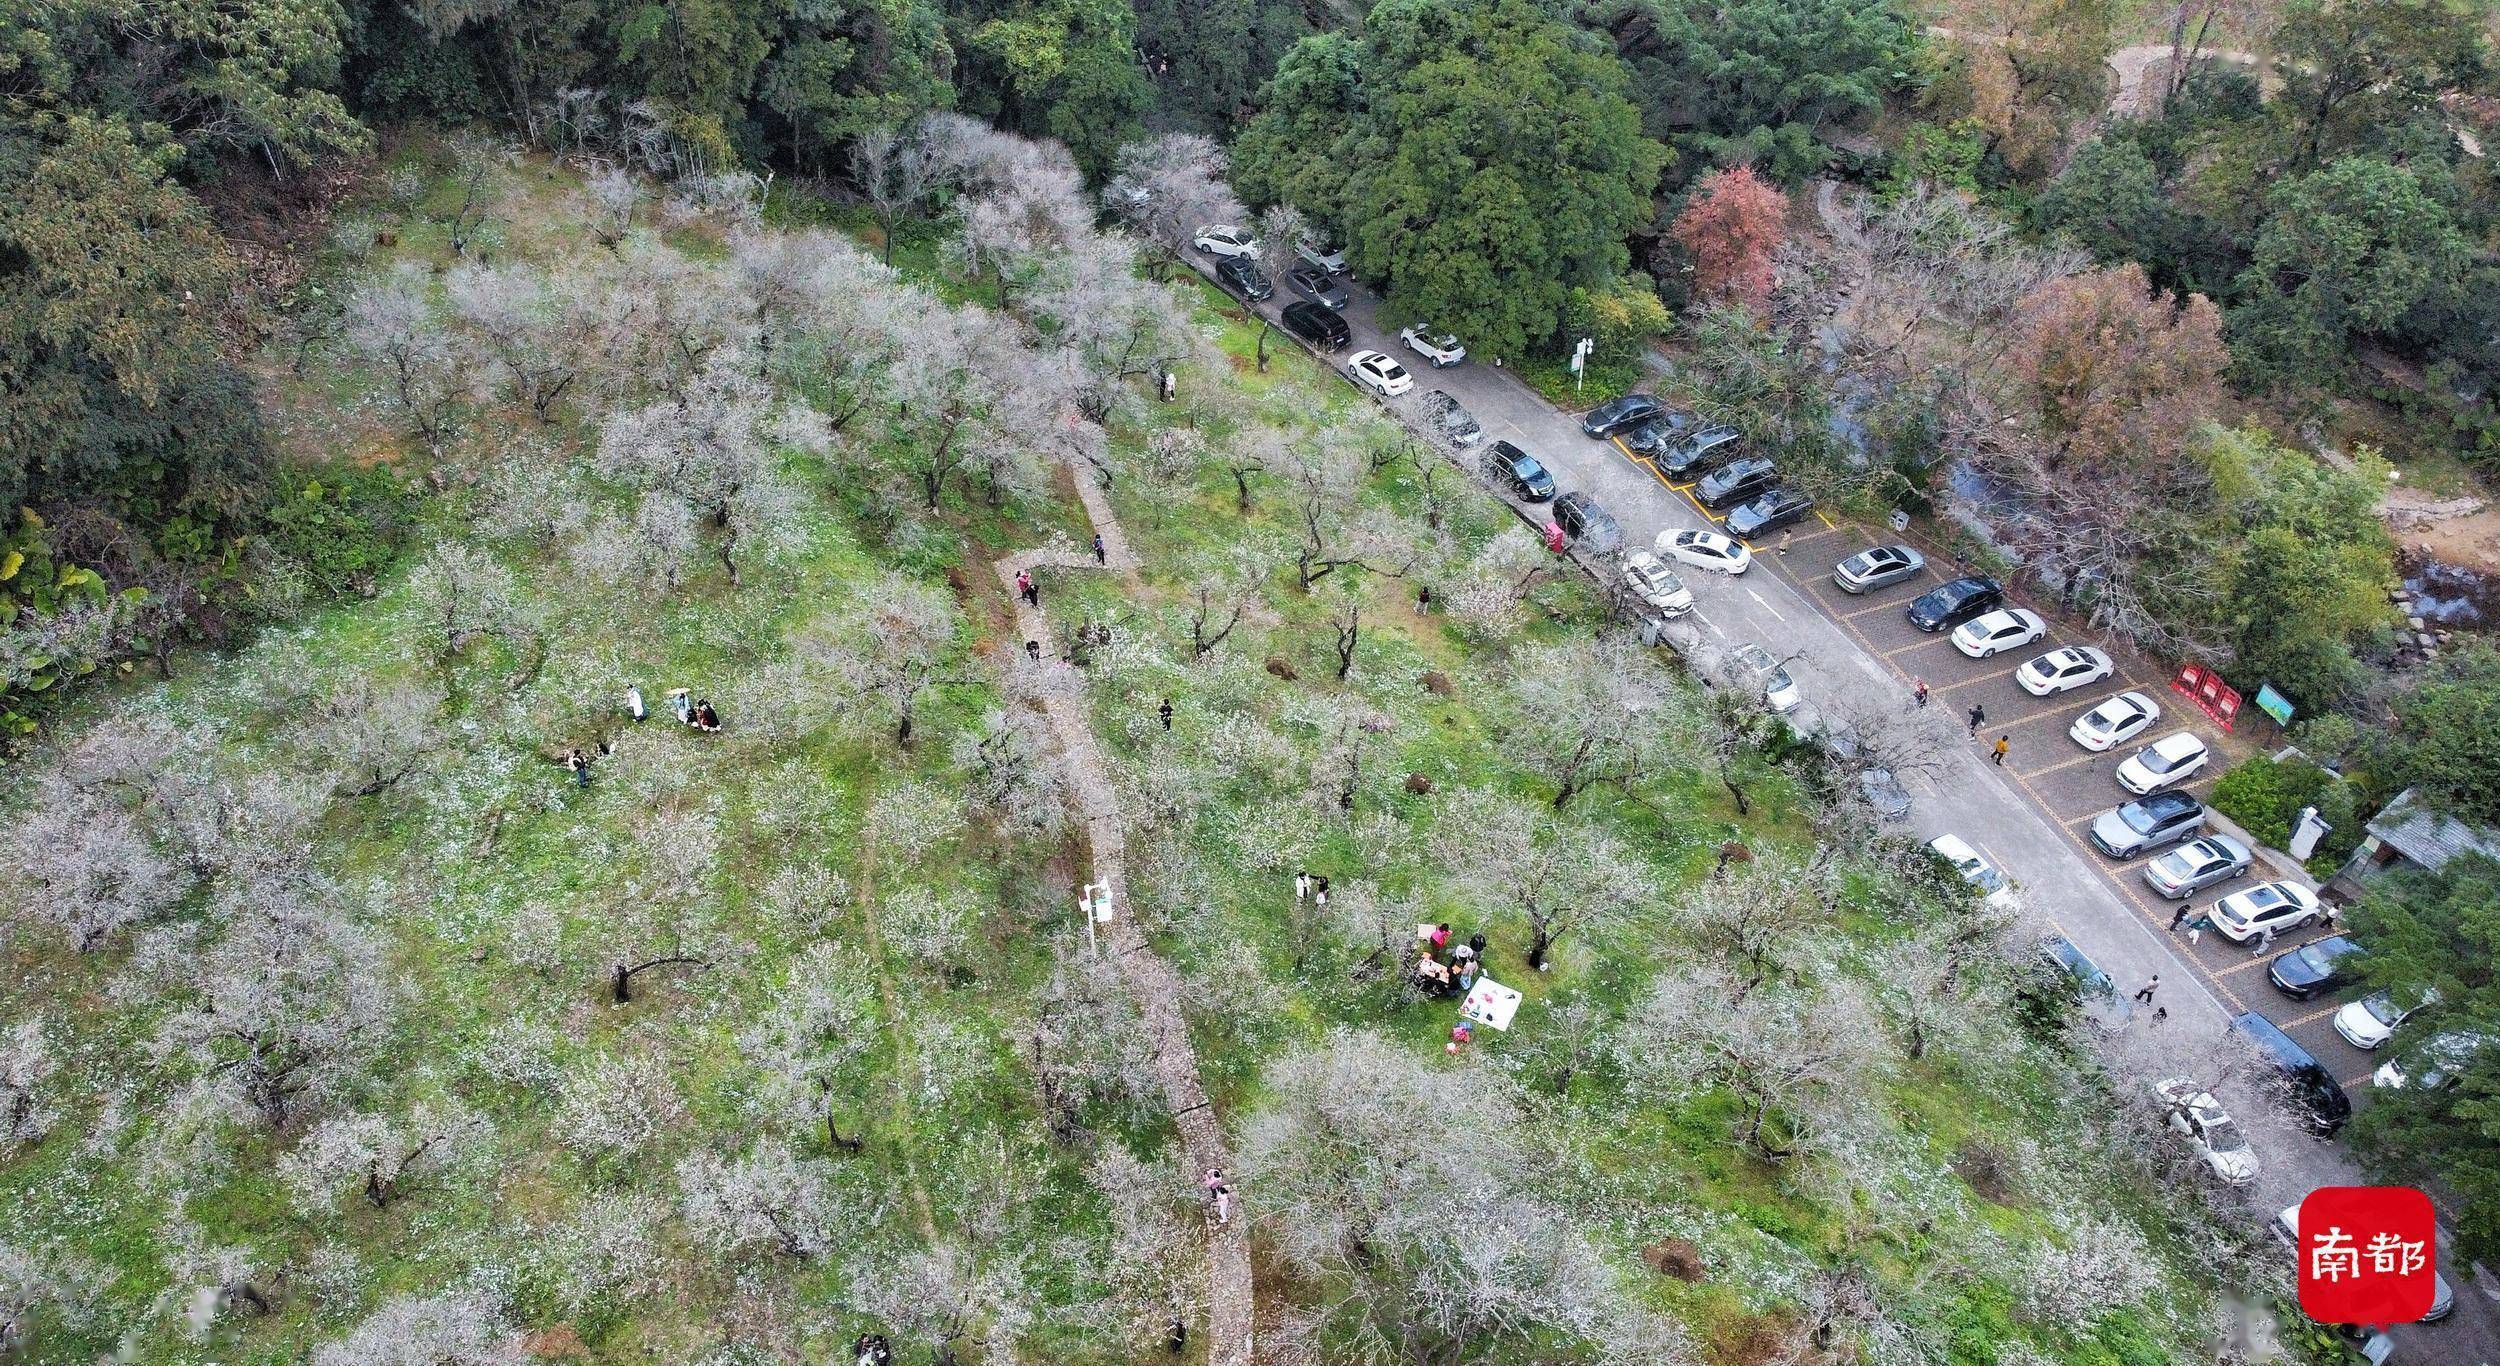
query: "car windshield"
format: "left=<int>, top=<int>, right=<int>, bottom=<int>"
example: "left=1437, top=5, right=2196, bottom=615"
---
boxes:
left=1514, top=455, right=1545, bottom=478
left=2146, top=748, right=2186, bottom=773
left=2121, top=803, right=2163, bottom=834
left=2366, top=995, right=2407, bottom=1026
left=1965, top=862, right=2006, bottom=892
left=2295, top=944, right=2334, bottom=973
left=2205, top=1117, right=2248, bottom=1153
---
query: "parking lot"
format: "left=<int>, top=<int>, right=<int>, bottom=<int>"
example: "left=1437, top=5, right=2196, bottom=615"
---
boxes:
left=1626, top=445, right=2392, bottom=1098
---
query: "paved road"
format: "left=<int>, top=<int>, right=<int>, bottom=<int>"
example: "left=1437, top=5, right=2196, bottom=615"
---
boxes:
left=1197, top=256, right=2496, bottom=1360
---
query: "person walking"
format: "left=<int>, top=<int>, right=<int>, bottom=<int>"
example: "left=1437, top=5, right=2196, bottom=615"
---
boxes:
left=1913, top=678, right=1929, bottom=709
left=2253, top=926, right=2275, bottom=955
left=1416, top=584, right=1432, bottom=615
left=625, top=685, right=646, bottom=722
left=1092, top=533, right=1107, bottom=565
left=1967, top=702, right=1986, bottom=736
left=1294, top=871, right=1310, bottom=904
left=2133, top=975, right=2159, bottom=1004
left=1026, top=638, right=1042, bottom=663
left=2169, top=904, right=2193, bottom=932
left=1212, top=1182, right=1233, bottom=1227
left=668, top=687, right=694, bottom=725
left=1991, top=735, right=2010, bottom=766
left=1158, top=697, right=1173, bottom=731
left=566, top=748, right=591, bottom=788
left=1314, top=876, right=1329, bottom=911
left=1776, top=528, right=1793, bottom=557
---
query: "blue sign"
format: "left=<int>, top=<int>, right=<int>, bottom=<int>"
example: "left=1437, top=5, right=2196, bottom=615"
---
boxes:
left=2255, top=683, right=2296, bottom=727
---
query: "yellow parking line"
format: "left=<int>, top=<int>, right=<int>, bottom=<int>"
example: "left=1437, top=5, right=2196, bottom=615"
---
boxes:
left=1881, top=637, right=1950, bottom=659
left=2285, top=1002, right=2342, bottom=1029
left=2025, top=750, right=2109, bottom=779
left=1816, top=509, right=1836, bottom=530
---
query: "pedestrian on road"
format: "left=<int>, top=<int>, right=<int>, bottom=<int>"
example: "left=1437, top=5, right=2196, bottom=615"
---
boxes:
left=1092, top=533, right=1107, bottom=565
left=1202, top=1167, right=1223, bottom=1197
left=1968, top=702, right=1986, bottom=736
left=2133, top=975, right=2159, bottom=1004
left=1158, top=697, right=1173, bottom=731
left=2169, top=905, right=2193, bottom=932
left=1777, top=528, right=1793, bottom=557
left=1026, top=638, right=1042, bottom=663
left=1913, top=678, right=1929, bottom=709
left=2253, top=926, right=2275, bottom=954
left=1992, top=735, right=2010, bottom=766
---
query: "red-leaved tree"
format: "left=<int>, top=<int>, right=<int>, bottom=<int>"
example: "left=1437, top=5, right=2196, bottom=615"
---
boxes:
left=1672, top=167, right=1788, bottom=312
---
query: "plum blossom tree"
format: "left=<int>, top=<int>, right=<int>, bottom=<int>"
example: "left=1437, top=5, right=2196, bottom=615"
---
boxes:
left=1629, top=963, right=1886, bottom=1163
left=950, top=706, right=1067, bottom=840
left=154, top=856, right=394, bottom=1129
left=796, top=571, right=963, bottom=745
left=293, top=673, right=439, bottom=799
left=1501, top=635, right=1683, bottom=809
left=1103, top=132, right=1244, bottom=276
left=676, top=1138, right=866, bottom=1260
left=445, top=260, right=619, bottom=419
left=280, top=1100, right=491, bottom=1215
left=737, top=941, right=884, bottom=1153
left=851, top=119, right=959, bottom=266
left=1429, top=788, right=1652, bottom=971
left=311, top=1285, right=528, bottom=1366
left=847, top=1242, right=1030, bottom=1366
left=0, top=1018, right=58, bottom=1149
left=408, top=542, right=540, bottom=693
left=342, top=262, right=471, bottom=445
left=594, top=352, right=803, bottom=587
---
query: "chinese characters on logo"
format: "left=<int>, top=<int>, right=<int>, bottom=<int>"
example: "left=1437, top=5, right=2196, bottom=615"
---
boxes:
left=2297, top=1187, right=2438, bottom=1325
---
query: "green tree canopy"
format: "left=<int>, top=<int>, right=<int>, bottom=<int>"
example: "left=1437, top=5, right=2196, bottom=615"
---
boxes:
left=2227, top=157, right=2472, bottom=390
left=2186, top=425, right=2396, bottom=710
left=2271, top=0, right=2486, bottom=170
left=1586, top=0, right=1919, bottom=181
left=2387, top=643, right=2500, bottom=828
left=952, top=0, right=1151, bottom=172
left=1237, top=0, right=1666, bottom=360
left=2346, top=854, right=2500, bottom=1259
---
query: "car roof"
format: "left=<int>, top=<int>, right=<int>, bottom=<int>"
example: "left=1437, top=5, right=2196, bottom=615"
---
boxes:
left=2149, top=732, right=2206, bottom=757
left=1928, top=833, right=1980, bottom=861
left=2141, top=789, right=2201, bottom=816
left=2231, top=1011, right=2326, bottom=1070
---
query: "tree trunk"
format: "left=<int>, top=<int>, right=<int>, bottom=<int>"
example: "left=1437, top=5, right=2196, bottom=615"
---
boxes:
left=1527, top=922, right=1553, bottom=971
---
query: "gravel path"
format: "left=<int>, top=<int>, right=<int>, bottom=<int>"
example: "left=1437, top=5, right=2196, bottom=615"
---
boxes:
left=994, top=484, right=1255, bottom=1366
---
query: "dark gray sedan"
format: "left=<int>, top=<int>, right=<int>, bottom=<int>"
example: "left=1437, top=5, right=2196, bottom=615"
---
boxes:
left=1833, top=543, right=1927, bottom=594
left=1286, top=266, right=1350, bottom=310
left=2089, top=790, right=2205, bottom=859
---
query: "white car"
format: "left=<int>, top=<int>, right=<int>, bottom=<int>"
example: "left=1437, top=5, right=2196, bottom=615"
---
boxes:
left=1621, top=552, right=1694, bottom=616
left=2336, top=988, right=2437, bottom=1050
left=1296, top=238, right=1348, bottom=274
left=1346, top=350, right=1414, bottom=397
left=1192, top=225, right=1257, bottom=258
left=1657, top=527, right=1752, bottom=576
left=2116, top=732, right=2210, bottom=794
left=1927, top=834, right=2018, bottom=911
left=1398, top=324, right=1466, bottom=368
left=2069, top=691, right=2161, bottom=752
left=1951, top=608, right=2047, bottom=659
left=2154, top=1079, right=2260, bottom=1185
left=1733, top=643, right=1801, bottom=713
left=2016, top=646, right=2114, bottom=696
left=2206, top=879, right=2323, bottom=944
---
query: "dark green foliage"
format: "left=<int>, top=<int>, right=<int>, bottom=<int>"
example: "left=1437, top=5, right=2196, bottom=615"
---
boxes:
left=2227, top=158, right=2472, bottom=391
left=259, top=465, right=421, bottom=601
left=2209, top=754, right=2361, bottom=864
left=1132, top=0, right=1313, bottom=134
left=948, top=0, right=1151, bottom=173
left=2386, top=643, right=2500, bottom=829
left=1586, top=0, right=1920, bottom=182
left=1235, top=0, right=1666, bottom=360
left=2344, top=854, right=2500, bottom=1260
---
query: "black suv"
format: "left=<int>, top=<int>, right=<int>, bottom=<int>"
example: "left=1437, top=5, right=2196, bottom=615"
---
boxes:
left=1552, top=491, right=1624, bottom=555
left=1580, top=393, right=1666, bottom=438
left=1657, top=424, right=1740, bottom=479
left=1696, top=456, right=1778, bottom=510
left=1216, top=256, right=1271, bottom=301
left=1905, top=575, right=2002, bottom=632
left=1725, top=486, right=1815, bottom=540
left=1485, top=440, right=1556, bottom=502
left=2231, top=1012, right=2353, bottom=1134
left=1280, top=301, right=1349, bottom=351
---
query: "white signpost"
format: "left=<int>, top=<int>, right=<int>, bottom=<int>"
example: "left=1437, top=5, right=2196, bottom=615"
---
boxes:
left=1570, top=336, right=1594, bottom=394
left=1080, top=881, right=1113, bottom=953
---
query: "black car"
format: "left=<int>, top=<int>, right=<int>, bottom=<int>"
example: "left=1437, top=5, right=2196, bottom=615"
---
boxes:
left=1656, top=424, right=1740, bottom=479
left=1618, top=414, right=1693, bottom=458
left=2268, top=935, right=2366, bottom=1000
left=1905, top=575, right=2003, bottom=632
left=1580, top=393, right=1667, bottom=438
left=1215, top=256, right=1271, bottom=301
left=1725, top=486, right=1815, bottom=540
left=2230, top=1011, right=2353, bottom=1134
left=1285, top=266, right=1350, bottom=310
left=1695, top=456, right=1779, bottom=510
left=1485, top=440, right=1556, bottom=502
left=1280, top=301, right=1349, bottom=350
left=1551, top=491, right=1624, bottom=554
left=2088, top=790, right=2206, bottom=859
